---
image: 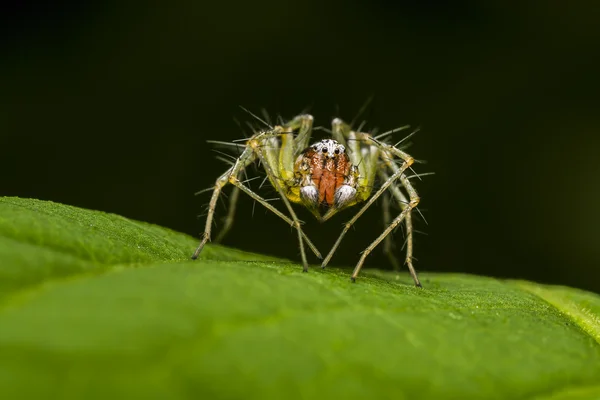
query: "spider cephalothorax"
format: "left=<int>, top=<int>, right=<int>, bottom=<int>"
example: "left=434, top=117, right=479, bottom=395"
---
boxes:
left=192, top=113, right=425, bottom=287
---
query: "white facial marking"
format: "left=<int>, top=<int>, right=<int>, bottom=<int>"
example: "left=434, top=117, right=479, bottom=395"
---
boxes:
left=334, top=185, right=356, bottom=208
left=311, top=139, right=345, bottom=159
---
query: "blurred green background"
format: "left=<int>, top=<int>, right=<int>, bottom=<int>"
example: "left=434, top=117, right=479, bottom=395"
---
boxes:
left=1, top=1, right=599, bottom=292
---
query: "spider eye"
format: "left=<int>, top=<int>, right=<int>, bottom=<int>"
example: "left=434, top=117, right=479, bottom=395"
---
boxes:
left=322, top=148, right=328, bottom=153
left=334, top=149, right=340, bottom=154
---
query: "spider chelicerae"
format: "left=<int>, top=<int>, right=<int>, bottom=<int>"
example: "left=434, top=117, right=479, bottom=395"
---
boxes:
left=192, top=112, right=427, bottom=287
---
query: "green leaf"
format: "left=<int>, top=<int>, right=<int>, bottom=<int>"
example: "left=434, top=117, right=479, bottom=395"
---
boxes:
left=1, top=197, right=600, bottom=400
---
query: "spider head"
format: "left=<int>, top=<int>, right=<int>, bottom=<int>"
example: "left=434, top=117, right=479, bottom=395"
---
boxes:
left=295, top=139, right=357, bottom=217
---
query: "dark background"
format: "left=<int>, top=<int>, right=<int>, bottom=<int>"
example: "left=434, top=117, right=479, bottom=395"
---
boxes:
left=2, top=1, right=599, bottom=292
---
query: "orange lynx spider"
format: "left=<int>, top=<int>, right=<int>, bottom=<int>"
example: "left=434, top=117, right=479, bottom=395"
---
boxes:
left=192, top=112, right=426, bottom=287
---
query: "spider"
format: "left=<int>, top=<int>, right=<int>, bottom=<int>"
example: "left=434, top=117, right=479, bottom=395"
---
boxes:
left=191, top=112, right=425, bottom=287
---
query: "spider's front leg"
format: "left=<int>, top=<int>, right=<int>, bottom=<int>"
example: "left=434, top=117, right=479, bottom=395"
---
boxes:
left=213, top=179, right=240, bottom=244
left=378, top=166, right=420, bottom=285
left=320, top=119, right=396, bottom=269
left=351, top=140, right=422, bottom=287
left=352, top=172, right=421, bottom=286
left=320, top=121, right=423, bottom=287
left=320, top=157, right=414, bottom=271
left=192, top=136, right=321, bottom=263
left=251, top=115, right=321, bottom=272
left=381, top=190, right=403, bottom=272
left=191, top=146, right=255, bottom=260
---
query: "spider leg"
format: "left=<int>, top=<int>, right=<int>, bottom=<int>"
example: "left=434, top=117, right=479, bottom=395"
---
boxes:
left=210, top=134, right=253, bottom=244
left=192, top=146, right=254, bottom=260
left=379, top=149, right=421, bottom=286
left=352, top=173, right=421, bottom=287
left=213, top=183, right=240, bottom=244
left=291, top=114, right=314, bottom=156
left=381, top=190, right=402, bottom=272
left=192, top=144, right=321, bottom=261
left=320, top=155, right=413, bottom=268
left=228, top=176, right=321, bottom=261
left=251, top=125, right=321, bottom=271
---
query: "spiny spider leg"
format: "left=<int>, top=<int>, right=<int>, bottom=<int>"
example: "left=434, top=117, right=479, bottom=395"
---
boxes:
left=213, top=178, right=240, bottom=244
left=191, top=147, right=255, bottom=259
left=191, top=145, right=321, bottom=261
left=228, top=176, right=322, bottom=260
left=249, top=130, right=317, bottom=271
left=381, top=190, right=402, bottom=272
left=320, top=154, right=414, bottom=269
left=208, top=139, right=247, bottom=244
left=352, top=172, right=421, bottom=287
left=380, top=150, right=419, bottom=284
left=345, top=137, right=422, bottom=286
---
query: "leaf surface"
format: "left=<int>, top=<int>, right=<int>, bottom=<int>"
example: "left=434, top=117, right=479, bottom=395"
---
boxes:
left=1, top=197, right=599, bottom=400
